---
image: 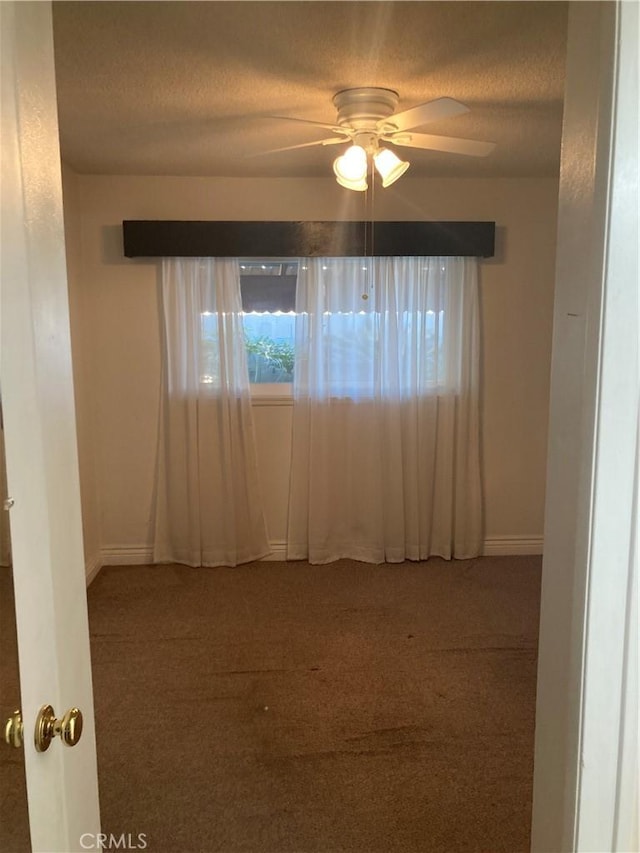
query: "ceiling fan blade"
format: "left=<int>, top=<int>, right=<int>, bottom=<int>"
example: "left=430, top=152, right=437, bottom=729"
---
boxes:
left=266, top=115, right=342, bottom=133
left=385, top=97, right=470, bottom=132
left=247, top=136, right=347, bottom=157
left=387, top=132, right=496, bottom=157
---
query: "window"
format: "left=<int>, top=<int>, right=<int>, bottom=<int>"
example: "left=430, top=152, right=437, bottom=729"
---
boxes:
left=201, top=257, right=463, bottom=397
left=240, top=261, right=297, bottom=385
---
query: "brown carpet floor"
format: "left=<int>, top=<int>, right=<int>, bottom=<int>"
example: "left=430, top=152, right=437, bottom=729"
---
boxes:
left=1, top=556, right=541, bottom=852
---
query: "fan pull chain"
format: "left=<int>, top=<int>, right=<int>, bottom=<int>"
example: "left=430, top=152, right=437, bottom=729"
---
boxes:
left=361, top=177, right=369, bottom=301
left=364, top=157, right=375, bottom=302
left=370, top=160, right=375, bottom=263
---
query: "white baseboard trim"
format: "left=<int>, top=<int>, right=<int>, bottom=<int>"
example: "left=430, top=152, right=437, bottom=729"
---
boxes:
left=265, top=536, right=544, bottom=560
left=96, top=535, right=543, bottom=568
left=261, top=540, right=288, bottom=561
left=100, top=545, right=154, bottom=566
left=85, top=554, right=103, bottom=585
left=100, top=543, right=289, bottom=565
left=482, top=535, right=544, bottom=556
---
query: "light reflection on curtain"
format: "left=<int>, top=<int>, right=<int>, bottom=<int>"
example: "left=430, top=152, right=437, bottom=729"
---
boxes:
left=287, top=256, right=482, bottom=564
left=153, top=258, right=269, bottom=567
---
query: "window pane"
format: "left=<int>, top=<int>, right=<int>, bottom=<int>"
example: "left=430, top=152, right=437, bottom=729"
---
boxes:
left=242, top=312, right=295, bottom=383
left=239, top=263, right=296, bottom=312
left=240, top=261, right=297, bottom=384
left=236, top=259, right=453, bottom=390
left=200, top=311, right=220, bottom=386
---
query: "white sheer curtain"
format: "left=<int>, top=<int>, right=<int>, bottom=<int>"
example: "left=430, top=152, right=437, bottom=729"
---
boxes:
left=153, top=258, right=269, bottom=567
left=287, top=256, right=481, bottom=564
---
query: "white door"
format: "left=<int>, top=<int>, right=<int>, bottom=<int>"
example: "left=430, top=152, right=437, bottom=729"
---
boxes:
left=0, top=3, right=101, bottom=851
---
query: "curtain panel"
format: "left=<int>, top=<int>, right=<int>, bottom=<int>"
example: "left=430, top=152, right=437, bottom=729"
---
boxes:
left=153, top=258, right=269, bottom=567
left=287, top=256, right=482, bottom=564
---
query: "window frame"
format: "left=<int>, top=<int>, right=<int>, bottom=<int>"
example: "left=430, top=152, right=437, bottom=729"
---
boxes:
left=249, top=382, right=294, bottom=406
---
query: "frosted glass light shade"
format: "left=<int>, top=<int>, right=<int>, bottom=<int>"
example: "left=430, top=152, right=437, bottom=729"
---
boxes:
left=335, top=174, right=368, bottom=191
left=333, top=145, right=368, bottom=191
left=373, top=147, right=410, bottom=187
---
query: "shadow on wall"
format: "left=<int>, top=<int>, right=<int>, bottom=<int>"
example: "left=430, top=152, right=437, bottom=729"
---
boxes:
left=102, top=224, right=141, bottom=266
left=483, top=225, right=506, bottom=266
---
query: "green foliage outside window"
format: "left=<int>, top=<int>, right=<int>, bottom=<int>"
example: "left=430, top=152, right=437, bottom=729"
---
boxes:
left=244, top=335, right=295, bottom=383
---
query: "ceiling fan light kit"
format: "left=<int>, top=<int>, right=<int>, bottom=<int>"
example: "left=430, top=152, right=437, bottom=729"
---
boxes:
left=333, top=144, right=369, bottom=191
left=373, top=148, right=410, bottom=188
left=334, top=176, right=368, bottom=192
left=262, top=87, right=495, bottom=192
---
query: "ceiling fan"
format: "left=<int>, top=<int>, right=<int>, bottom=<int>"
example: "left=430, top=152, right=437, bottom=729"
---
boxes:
left=258, top=87, right=496, bottom=191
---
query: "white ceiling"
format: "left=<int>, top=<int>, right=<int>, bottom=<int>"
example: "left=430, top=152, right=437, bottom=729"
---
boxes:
left=52, top=1, right=568, bottom=179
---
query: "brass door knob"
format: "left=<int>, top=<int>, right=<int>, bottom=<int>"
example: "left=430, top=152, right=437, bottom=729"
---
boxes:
left=4, top=709, right=23, bottom=748
left=35, top=705, right=83, bottom=752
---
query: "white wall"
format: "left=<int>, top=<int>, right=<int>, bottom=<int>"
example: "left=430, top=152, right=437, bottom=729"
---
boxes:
left=64, top=173, right=558, bottom=567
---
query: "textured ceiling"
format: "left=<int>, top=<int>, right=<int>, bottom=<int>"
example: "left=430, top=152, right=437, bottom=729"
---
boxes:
left=52, top=1, right=568, bottom=178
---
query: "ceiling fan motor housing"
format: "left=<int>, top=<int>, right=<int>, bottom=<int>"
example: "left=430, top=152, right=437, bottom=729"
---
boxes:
left=333, top=87, right=399, bottom=131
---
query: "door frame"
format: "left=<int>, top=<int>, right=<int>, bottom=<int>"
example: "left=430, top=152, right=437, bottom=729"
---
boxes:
left=531, top=2, right=638, bottom=850
left=3, top=1, right=636, bottom=850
